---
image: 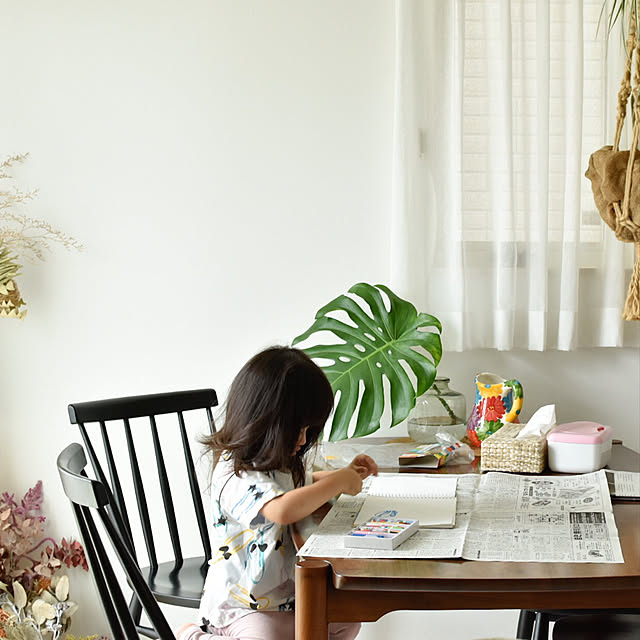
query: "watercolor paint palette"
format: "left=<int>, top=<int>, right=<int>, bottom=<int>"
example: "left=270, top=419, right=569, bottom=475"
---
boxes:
left=343, top=516, right=419, bottom=550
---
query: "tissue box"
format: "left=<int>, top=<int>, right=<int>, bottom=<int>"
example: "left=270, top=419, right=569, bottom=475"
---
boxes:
left=481, top=423, right=547, bottom=473
left=547, top=421, right=612, bottom=473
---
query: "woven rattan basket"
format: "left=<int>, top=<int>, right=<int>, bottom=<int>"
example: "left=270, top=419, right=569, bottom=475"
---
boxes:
left=480, top=423, right=547, bottom=473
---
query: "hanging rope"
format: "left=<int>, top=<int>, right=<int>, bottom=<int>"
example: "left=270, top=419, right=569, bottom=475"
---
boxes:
left=585, top=4, right=640, bottom=321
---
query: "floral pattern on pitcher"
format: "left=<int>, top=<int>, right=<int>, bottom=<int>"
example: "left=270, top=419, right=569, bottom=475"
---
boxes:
left=467, top=373, right=524, bottom=447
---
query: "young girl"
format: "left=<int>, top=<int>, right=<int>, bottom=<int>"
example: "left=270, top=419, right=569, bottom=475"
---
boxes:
left=177, top=346, right=377, bottom=640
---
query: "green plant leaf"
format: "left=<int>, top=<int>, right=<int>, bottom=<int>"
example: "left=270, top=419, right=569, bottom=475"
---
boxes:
left=292, top=283, right=442, bottom=440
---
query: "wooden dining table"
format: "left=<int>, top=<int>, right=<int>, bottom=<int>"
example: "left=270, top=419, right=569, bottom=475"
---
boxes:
left=293, top=441, right=640, bottom=640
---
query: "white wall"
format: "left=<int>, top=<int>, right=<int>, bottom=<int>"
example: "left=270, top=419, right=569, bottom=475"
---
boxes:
left=1, top=2, right=638, bottom=639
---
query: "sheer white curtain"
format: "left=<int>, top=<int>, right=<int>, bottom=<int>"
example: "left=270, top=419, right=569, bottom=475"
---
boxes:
left=391, top=0, right=636, bottom=351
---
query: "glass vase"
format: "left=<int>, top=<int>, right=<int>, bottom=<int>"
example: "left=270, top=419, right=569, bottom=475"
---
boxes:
left=407, top=377, right=467, bottom=444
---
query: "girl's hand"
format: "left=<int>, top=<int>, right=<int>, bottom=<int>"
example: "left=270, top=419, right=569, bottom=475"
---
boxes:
left=349, top=454, right=379, bottom=480
left=336, top=467, right=364, bottom=495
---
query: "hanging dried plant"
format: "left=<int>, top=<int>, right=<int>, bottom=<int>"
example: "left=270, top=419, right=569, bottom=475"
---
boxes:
left=0, top=153, right=82, bottom=319
left=0, top=245, right=25, bottom=320
left=0, top=244, right=21, bottom=286
left=0, top=154, right=83, bottom=263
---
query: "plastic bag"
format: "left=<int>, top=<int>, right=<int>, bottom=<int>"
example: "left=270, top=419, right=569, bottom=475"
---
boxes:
left=432, top=431, right=475, bottom=465
left=398, top=432, right=474, bottom=467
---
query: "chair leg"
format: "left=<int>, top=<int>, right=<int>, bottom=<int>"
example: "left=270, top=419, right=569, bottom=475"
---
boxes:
left=129, top=594, right=158, bottom=639
left=532, top=612, right=549, bottom=640
left=517, top=610, right=536, bottom=639
left=129, top=594, right=143, bottom=625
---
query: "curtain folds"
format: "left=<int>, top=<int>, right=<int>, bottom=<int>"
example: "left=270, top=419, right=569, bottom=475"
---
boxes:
left=391, top=0, right=636, bottom=351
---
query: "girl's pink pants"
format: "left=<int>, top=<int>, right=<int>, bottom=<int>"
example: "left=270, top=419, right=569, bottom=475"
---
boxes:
left=177, top=612, right=360, bottom=640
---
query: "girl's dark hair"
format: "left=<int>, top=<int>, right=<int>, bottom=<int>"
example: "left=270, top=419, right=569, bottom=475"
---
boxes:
left=202, top=346, right=334, bottom=487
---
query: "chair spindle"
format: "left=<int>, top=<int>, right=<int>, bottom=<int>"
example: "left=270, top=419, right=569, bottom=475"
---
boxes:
left=178, top=410, right=211, bottom=562
left=149, top=414, right=183, bottom=568
left=99, top=420, right=133, bottom=541
left=124, top=417, right=158, bottom=570
left=205, top=406, right=216, bottom=434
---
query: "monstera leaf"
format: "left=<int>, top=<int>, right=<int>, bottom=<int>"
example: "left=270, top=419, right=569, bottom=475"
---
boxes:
left=292, top=283, right=442, bottom=441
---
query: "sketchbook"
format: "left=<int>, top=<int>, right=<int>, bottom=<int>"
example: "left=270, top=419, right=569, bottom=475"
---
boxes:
left=353, top=474, right=457, bottom=528
left=606, top=470, right=640, bottom=501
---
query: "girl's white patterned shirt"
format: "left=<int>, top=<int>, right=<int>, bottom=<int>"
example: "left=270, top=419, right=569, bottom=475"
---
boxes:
left=197, top=457, right=298, bottom=629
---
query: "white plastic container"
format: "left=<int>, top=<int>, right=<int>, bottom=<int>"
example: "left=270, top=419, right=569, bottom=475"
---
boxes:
left=547, top=421, right=612, bottom=473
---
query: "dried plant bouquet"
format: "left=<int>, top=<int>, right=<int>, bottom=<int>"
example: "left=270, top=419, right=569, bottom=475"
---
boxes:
left=0, top=481, right=89, bottom=639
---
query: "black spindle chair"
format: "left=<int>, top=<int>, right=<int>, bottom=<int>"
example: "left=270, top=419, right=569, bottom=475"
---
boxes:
left=553, top=613, right=640, bottom=639
left=67, top=389, right=217, bottom=635
left=518, top=608, right=640, bottom=640
left=57, top=442, right=177, bottom=640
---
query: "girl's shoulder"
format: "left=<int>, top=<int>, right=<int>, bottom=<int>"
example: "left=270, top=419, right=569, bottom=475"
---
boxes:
left=213, top=455, right=293, bottom=489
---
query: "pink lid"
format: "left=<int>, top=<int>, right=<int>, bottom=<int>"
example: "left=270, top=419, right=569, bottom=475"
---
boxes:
left=547, top=421, right=612, bottom=444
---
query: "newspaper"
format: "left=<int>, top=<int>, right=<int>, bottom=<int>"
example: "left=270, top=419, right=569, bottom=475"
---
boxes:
left=464, top=471, right=623, bottom=562
left=297, top=469, right=624, bottom=563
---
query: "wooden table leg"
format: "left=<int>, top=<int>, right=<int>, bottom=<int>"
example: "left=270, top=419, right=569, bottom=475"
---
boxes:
left=295, top=559, right=330, bottom=640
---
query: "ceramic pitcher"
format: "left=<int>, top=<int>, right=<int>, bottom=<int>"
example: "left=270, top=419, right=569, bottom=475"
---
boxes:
left=466, top=372, right=524, bottom=447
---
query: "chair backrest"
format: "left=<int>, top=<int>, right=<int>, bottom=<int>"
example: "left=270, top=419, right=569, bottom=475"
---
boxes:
left=67, top=389, right=218, bottom=573
left=57, top=443, right=176, bottom=640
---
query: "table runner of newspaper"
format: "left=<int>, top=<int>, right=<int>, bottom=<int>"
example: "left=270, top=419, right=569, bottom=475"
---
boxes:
left=297, top=469, right=624, bottom=563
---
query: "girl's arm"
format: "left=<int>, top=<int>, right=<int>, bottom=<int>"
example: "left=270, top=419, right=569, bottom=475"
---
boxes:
left=260, top=467, right=363, bottom=525
left=311, top=469, right=338, bottom=481
left=262, top=455, right=378, bottom=525
left=313, top=454, right=379, bottom=482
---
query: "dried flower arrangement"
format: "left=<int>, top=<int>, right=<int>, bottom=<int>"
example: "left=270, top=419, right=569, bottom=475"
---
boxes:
left=0, top=153, right=82, bottom=320
left=0, top=481, right=90, bottom=640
